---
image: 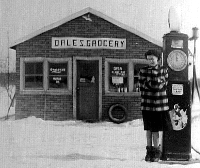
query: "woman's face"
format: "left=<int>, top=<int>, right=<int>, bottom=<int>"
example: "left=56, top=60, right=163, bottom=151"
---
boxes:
left=147, top=55, right=158, bottom=66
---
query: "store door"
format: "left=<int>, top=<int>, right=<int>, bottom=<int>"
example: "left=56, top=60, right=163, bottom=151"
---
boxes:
left=76, top=60, right=99, bottom=121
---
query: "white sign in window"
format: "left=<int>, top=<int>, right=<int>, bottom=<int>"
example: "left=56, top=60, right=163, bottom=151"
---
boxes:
left=172, top=84, right=183, bottom=95
left=112, top=76, right=123, bottom=84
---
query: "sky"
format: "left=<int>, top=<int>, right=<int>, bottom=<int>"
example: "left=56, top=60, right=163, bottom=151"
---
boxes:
left=0, top=0, right=200, bottom=73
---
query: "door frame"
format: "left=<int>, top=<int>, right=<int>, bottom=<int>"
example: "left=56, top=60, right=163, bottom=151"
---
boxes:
left=73, top=56, right=102, bottom=120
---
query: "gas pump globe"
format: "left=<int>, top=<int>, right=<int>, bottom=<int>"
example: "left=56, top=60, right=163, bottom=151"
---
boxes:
left=162, top=7, right=191, bottom=161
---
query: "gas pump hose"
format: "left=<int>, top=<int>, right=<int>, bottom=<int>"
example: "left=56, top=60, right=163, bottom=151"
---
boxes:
left=191, top=65, right=200, bottom=156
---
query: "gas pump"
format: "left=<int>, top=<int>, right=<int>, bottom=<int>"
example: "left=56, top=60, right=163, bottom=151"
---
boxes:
left=162, top=31, right=192, bottom=161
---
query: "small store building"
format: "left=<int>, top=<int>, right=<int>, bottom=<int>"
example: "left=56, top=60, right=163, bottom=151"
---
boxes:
left=11, top=8, right=162, bottom=121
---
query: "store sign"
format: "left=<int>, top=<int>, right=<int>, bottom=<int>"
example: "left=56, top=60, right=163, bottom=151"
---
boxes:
left=52, top=37, right=126, bottom=49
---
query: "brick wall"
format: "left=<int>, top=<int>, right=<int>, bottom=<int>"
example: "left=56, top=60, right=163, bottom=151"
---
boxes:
left=15, top=13, right=161, bottom=121
left=16, top=94, right=73, bottom=120
left=102, top=95, right=142, bottom=121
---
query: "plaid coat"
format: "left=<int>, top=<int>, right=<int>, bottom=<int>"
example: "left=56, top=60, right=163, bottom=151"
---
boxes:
left=139, top=65, right=169, bottom=112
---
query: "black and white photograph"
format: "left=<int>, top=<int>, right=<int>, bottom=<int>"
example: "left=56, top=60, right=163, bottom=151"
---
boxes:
left=0, top=0, right=200, bottom=167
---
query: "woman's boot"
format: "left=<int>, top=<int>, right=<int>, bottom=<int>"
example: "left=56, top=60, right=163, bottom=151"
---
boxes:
left=145, top=146, right=153, bottom=162
left=151, top=146, right=161, bottom=162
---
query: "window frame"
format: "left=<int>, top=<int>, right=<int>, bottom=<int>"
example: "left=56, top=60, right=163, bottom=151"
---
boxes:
left=105, top=58, right=148, bottom=96
left=20, top=57, right=72, bottom=95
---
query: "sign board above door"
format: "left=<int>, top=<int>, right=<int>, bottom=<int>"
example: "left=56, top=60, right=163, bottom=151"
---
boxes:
left=52, top=37, right=126, bottom=49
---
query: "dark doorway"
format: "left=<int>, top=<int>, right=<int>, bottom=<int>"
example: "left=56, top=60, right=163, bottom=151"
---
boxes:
left=76, top=60, right=99, bottom=121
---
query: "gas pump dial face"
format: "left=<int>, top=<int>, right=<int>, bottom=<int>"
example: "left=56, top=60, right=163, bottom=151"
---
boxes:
left=167, top=50, right=187, bottom=71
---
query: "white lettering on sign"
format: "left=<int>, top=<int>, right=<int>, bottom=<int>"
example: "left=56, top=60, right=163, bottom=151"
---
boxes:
left=111, top=66, right=126, bottom=76
left=52, top=37, right=126, bottom=49
left=172, top=84, right=183, bottom=95
left=50, top=68, right=66, bottom=74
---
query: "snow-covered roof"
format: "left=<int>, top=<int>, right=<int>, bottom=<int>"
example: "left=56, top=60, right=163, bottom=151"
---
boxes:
left=10, top=7, right=162, bottom=49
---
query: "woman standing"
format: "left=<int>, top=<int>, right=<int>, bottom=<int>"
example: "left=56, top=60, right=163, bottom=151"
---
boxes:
left=139, top=50, right=170, bottom=162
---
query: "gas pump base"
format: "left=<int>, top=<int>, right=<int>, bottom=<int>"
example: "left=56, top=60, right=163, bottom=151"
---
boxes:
left=161, top=153, right=192, bottom=161
left=162, top=81, right=192, bottom=162
left=159, top=159, right=200, bottom=165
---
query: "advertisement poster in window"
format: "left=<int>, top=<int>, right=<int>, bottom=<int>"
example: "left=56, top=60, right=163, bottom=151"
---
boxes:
left=49, top=63, right=68, bottom=89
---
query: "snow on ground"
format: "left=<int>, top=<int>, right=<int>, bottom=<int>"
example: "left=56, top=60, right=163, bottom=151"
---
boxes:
left=0, top=116, right=200, bottom=168
left=0, top=86, right=200, bottom=168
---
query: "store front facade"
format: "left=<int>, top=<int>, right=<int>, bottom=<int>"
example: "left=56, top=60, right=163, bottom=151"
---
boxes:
left=11, top=8, right=162, bottom=121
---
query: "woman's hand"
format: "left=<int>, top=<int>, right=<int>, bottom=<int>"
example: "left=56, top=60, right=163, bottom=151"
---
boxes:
left=158, top=77, right=165, bottom=83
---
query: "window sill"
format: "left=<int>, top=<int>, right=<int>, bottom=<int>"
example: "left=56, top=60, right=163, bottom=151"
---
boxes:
left=105, top=92, right=141, bottom=96
left=20, top=90, right=72, bottom=95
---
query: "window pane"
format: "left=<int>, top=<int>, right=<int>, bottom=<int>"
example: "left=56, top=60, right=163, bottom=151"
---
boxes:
left=25, top=63, right=43, bottom=75
left=25, top=76, right=43, bottom=88
left=133, top=64, right=146, bottom=92
left=109, top=63, right=128, bottom=92
left=25, top=62, right=43, bottom=89
left=36, top=63, right=43, bottom=74
left=25, top=63, right=34, bottom=74
left=134, top=64, right=146, bottom=76
left=49, top=62, right=68, bottom=89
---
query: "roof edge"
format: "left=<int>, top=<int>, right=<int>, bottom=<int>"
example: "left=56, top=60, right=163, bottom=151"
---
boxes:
left=10, top=7, right=162, bottom=49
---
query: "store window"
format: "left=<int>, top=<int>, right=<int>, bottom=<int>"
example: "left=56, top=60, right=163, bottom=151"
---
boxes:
left=25, top=62, right=43, bottom=89
left=20, top=57, right=72, bottom=94
left=105, top=58, right=148, bottom=95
